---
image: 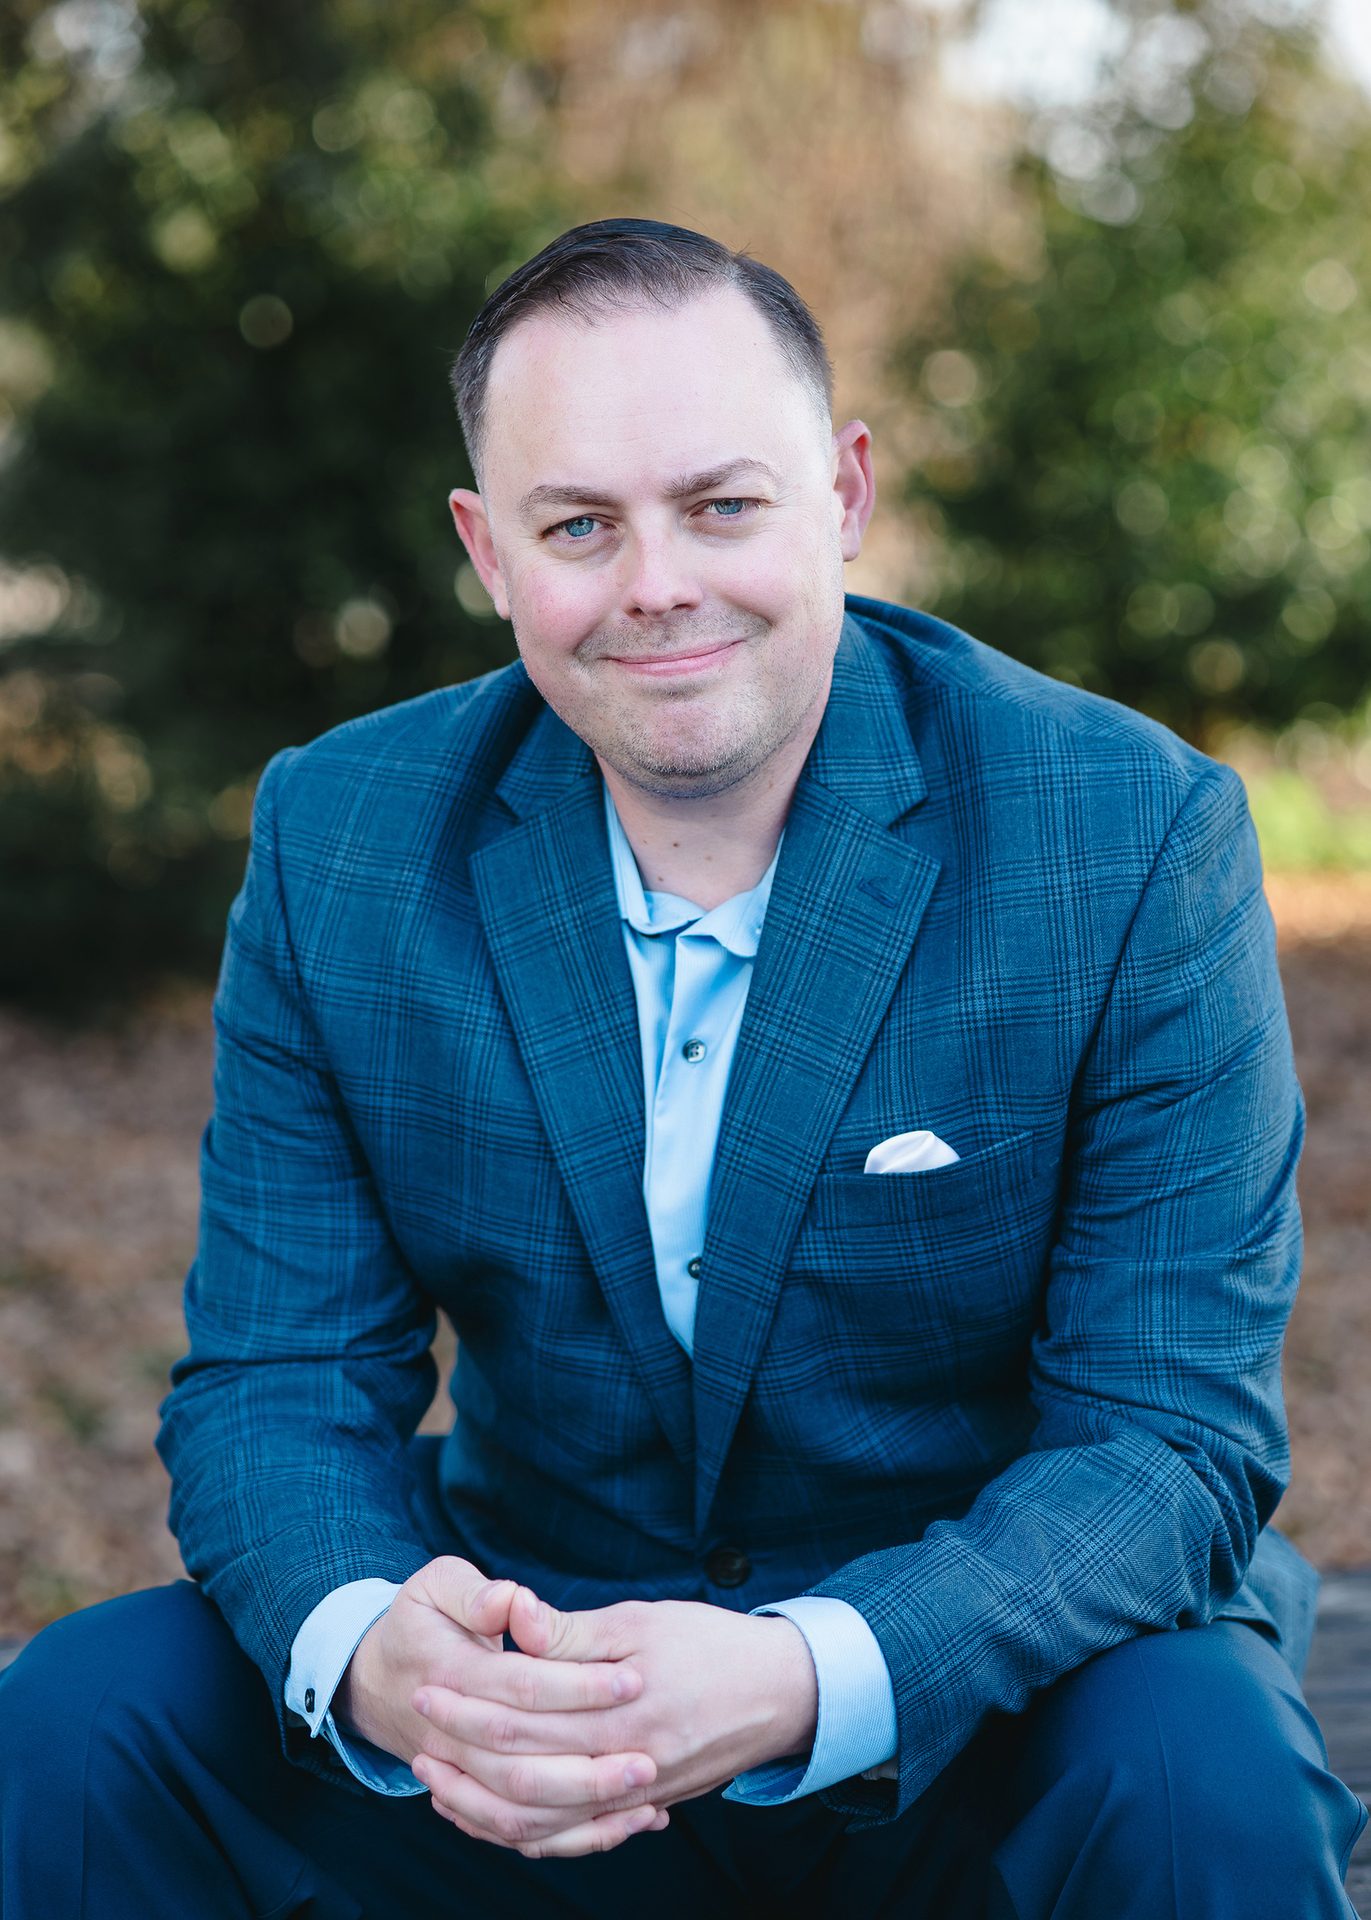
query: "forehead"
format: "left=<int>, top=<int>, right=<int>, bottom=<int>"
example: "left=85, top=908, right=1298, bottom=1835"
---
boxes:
left=481, top=286, right=822, bottom=497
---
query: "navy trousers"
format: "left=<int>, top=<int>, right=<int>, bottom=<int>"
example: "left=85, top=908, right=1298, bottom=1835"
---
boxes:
left=0, top=1579, right=1365, bottom=1918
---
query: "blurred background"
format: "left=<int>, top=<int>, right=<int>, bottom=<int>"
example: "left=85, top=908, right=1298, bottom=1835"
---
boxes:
left=1, top=0, right=1369, bottom=1633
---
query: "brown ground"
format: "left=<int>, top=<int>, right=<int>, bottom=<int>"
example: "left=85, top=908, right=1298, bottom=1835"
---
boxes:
left=1, top=874, right=1369, bottom=1634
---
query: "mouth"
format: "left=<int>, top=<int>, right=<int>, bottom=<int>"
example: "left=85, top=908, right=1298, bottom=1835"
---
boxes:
left=604, top=637, right=745, bottom=678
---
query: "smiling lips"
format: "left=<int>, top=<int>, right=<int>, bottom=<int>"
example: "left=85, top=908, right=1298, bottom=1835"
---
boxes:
left=605, top=637, right=745, bottom=677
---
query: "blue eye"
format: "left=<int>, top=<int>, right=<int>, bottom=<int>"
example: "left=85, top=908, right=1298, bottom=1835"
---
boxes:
left=707, top=499, right=747, bottom=518
left=560, top=516, right=598, bottom=539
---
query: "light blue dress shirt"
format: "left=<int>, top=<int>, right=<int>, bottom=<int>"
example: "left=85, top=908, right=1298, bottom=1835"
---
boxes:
left=284, top=781, right=899, bottom=1801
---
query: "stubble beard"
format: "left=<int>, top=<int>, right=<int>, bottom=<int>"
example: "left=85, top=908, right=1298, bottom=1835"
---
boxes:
left=514, top=567, right=844, bottom=800
left=589, top=658, right=829, bottom=802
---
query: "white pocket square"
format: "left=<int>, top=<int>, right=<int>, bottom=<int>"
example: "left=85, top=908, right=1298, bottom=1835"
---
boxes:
left=863, top=1129, right=960, bottom=1175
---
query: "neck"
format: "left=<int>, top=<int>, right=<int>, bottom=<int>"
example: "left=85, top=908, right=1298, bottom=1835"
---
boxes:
left=599, top=703, right=825, bottom=911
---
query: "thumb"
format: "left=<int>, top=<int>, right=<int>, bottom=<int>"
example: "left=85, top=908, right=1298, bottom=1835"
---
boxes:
left=423, top=1556, right=517, bottom=1639
left=506, top=1586, right=619, bottom=1662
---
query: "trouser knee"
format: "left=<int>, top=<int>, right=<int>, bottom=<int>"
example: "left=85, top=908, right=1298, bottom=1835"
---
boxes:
left=991, top=1623, right=1366, bottom=1919
left=0, top=1581, right=270, bottom=1798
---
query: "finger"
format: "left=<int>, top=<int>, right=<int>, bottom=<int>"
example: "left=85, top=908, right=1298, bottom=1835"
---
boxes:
left=506, top=1585, right=621, bottom=1665
left=423, top=1561, right=518, bottom=1639
left=412, top=1752, right=663, bottom=1856
left=426, top=1796, right=668, bottom=1853
left=412, top=1680, right=645, bottom=1759
left=517, top=1804, right=670, bottom=1860
left=420, top=1647, right=643, bottom=1716
left=415, top=1732, right=656, bottom=1812
left=506, top=1585, right=553, bottom=1655
left=465, top=1579, right=518, bottom=1639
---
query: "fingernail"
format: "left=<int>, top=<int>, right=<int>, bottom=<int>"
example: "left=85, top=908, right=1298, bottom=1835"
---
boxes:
left=413, top=1691, right=430, bottom=1717
left=624, top=1762, right=653, bottom=1789
left=612, top=1669, right=635, bottom=1700
left=412, top=1758, right=429, bottom=1784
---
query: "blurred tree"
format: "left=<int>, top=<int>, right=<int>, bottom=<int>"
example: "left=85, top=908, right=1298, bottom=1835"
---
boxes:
left=511, top=0, right=1013, bottom=603
left=894, top=1, right=1371, bottom=744
left=0, top=0, right=558, bottom=1009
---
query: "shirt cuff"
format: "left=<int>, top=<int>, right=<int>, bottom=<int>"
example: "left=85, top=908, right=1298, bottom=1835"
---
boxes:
left=722, top=1595, right=899, bottom=1805
left=285, top=1578, right=424, bottom=1797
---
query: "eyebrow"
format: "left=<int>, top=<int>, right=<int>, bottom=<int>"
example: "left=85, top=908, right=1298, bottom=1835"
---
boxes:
left=517, top=457, right=783, bottom=520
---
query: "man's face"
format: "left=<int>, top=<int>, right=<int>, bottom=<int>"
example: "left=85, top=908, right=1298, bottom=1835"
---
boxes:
left=450, top=286, right=873, bottom=799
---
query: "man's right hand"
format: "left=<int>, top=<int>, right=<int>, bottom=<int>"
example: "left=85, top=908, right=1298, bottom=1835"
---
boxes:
left=333, top=1556, right=668, bottom=1855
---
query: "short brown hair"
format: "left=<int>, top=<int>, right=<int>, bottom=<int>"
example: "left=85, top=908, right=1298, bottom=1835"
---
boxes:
left=450, top=217, right=834, bottom=485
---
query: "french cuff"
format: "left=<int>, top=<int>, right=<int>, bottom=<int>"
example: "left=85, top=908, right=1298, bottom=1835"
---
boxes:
left=722, top=1594, right=899, bottom=1805
left=284, top=1577, right=424, bottom=1798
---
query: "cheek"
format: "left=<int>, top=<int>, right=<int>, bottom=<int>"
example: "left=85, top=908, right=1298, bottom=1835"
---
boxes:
left=514, top=569, right=603, bottom=662
left=737, top=554, right=830, bottom=639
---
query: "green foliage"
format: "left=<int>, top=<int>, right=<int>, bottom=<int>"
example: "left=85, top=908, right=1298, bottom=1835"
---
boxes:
left=1245, top=767, right=1371, bottom=870
left=0, top=0, right=558, bottom=1009
left=896, top=6, right=1371, bottom=744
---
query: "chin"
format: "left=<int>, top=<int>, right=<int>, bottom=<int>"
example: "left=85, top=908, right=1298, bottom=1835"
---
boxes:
left=616, top=735, right=764, bottom=799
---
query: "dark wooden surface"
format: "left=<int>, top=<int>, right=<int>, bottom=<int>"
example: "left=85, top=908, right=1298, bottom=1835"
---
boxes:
left=1302, top=1570, right=1371, bottom=1915
left=3, top=1575, right=1370, bottom=1908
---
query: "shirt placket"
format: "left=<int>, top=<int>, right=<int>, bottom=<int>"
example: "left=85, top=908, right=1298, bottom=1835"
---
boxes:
left=647, top=924, right=743, bottom=1352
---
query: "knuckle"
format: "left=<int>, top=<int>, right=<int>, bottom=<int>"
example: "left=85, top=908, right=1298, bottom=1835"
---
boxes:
left=588, top=1666, right=620, bottom=1706
left=503, top=1758, right=535, bottom=1803
left=597, top=1763, right=638, bottom=1806
left=494, top=1805, right=533, bottom=1846
left=510, top=1664, right=540, bottom=1712
left=489, top=1712, right=523, bottom=1755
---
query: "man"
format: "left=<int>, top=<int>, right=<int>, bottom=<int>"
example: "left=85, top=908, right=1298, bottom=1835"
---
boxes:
left=1, top=217, right=1365, bottom=1917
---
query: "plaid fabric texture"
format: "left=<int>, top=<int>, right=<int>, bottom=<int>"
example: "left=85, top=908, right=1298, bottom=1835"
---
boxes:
left=156, top=597, right=1309, bottom=1827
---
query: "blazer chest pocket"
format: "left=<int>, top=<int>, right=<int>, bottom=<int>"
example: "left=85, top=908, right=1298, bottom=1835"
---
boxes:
left=810, top=1129, right=1047, bottom=1235
left=787, top=1130, right=1057, bottom=1389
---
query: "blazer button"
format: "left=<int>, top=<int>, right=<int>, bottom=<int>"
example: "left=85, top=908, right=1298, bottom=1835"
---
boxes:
left=705, top=1545, right=751, bottom=1587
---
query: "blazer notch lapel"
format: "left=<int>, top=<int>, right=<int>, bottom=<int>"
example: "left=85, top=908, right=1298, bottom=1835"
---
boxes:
left=690, top=778, right=941, bottom=1534
left=469, top=782, right=694, bottom=1470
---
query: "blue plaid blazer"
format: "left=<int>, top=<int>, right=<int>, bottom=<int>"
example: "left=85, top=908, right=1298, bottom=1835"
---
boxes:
left=158, top=595, right=1318, bottom=1830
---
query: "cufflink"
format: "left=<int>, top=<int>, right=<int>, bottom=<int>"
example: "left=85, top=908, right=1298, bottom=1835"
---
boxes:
left=305, top=1687, right=315, bottom=1713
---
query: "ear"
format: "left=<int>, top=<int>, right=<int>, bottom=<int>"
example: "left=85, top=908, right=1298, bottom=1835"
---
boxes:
left=831, top=420, right=876, bottom=563
left=449, top=488, right=511, bottom=621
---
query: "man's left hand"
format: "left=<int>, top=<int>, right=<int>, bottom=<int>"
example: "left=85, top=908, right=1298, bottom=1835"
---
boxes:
left=410, top=1587, right=818, bottom=1854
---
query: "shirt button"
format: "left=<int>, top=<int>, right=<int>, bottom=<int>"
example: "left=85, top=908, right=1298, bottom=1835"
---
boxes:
left=682, top=1038, right=708, bottom=1064
left=705, top=1545, right=752, bottom=1587
left=687, top=1256, right=702, bottom=1279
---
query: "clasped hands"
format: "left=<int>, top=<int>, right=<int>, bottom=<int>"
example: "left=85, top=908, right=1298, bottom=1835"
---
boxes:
left=334, top=1556, right=819, bottom=1859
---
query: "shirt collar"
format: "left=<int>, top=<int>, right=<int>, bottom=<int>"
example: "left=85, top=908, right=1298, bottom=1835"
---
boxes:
left=603, top=780, right=780, bottom=960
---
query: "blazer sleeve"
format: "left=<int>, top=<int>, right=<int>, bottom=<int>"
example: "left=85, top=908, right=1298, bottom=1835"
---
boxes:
left=805, top=761, right=1304, bottom=1832
left=155, top=749, right=438, bottom=1790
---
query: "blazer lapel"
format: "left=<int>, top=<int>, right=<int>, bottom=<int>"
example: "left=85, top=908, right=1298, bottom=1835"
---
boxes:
left=691, top=621, right=940, bottom=1534
left=469, top=707, right=694, bottom=1471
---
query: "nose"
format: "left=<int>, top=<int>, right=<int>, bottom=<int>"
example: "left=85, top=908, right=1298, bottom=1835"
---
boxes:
left=619, top=526, right=704, bottom=620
